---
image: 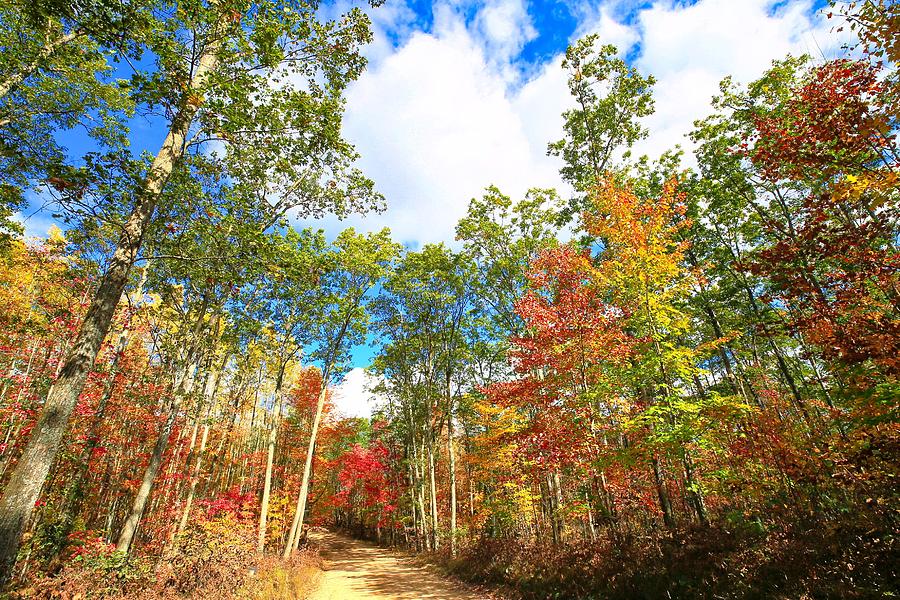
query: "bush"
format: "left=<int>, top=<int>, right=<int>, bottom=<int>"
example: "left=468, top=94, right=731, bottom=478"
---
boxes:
left=24, top=490, right=265, bottom=600
left=156, top=514, right=256, bottom=597
left=237, top=551, right=323, bottom=600
left=31, top=534, right=152, bottom=599
left=155, top=490, right=259, bottom=598
left=444, top=511, right=899, bottom=599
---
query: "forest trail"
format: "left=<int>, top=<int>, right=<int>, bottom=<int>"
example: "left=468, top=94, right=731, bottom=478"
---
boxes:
left=306, top=529, right=494, bottom=600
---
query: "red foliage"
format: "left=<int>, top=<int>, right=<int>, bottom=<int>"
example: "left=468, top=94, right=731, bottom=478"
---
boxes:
left=482, top=244, right=635, bottom=474
left=198, top=488, right=259, bottom=524
left=743, top=58, right=900, bottom=383
left=331, top=441, right=400, bottom=528
left=750, top=59, right=894, bottom=181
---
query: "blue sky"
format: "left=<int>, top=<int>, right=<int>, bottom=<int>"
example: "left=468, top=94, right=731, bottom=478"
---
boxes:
left=316, top=0, right=849, bottom=416
left=295, top=0, right=847, bottom=250
left=17, top=0, right=851, bottom=417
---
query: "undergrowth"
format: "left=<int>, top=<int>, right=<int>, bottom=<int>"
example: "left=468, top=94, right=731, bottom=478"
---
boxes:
left=439, top=505, right=897, bottom=600
left=7, top=508, right=323, bottom=600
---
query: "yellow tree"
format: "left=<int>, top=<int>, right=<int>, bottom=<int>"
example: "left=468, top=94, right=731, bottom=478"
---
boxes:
left=585, top=178, right=744, bottom=527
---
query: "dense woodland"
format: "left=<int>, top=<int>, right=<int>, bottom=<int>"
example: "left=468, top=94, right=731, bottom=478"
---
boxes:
left=0, top=0, right=898, bottom=598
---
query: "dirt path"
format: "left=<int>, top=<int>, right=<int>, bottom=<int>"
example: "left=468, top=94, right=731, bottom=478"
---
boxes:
left=306, top=529, right=496, bottom=600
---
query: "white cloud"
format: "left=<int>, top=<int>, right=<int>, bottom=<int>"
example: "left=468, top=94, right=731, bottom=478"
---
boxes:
left=474, top=0, right=538, bottom=65
left=360, top=0, right=420, bottom=66
left=299, top=0, right=854, bottom=247
left=626, top=0, right=850, bottom=162
left=636, top=0, right=835, bottom=78
left=330, top=367, right=384, bottom=418
left=511, top=55, right=571, bottom=166
left=572, top=5, right=640, bottom=51
left=299, top=3, right=567, bottom=246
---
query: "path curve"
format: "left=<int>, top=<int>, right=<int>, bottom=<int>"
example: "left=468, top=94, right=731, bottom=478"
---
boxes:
left=307, top=529, right=495, bottom=600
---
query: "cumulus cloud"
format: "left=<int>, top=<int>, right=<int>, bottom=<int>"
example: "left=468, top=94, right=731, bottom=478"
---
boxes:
left=359, top=0, right=420, bottom=65
left=299, top=0, right=851, bottom=248
left=571, top=4, right=640, bottom=51
left=298, top=2, right=567, bottom=246
left=330, top=367, right=384, bottom=418
left=632, top=0, right=848, bottom=161
left=474, top=0, right=539, bottom=66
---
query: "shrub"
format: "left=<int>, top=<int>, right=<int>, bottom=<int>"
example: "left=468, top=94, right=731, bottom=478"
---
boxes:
left=444, top=512, right=899, bottom=599
left=237, top=551, right=323, bottom=600
left=156, top=490, right=259, bottom=598
left=31, top=534, right=152, bottom=599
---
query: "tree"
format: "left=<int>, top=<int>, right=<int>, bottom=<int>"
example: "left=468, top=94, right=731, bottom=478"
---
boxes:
left=742, top=57, right=899, bottom=405
left=484, top=243, right=635, bottom=535
left=548, top=35, right=655, bottom=221
left=456, top=186, right=560, bottom=340
left=253, top=227, right=327, bottom=553
left=0, top=0, right=138, bottom=246
left=585, top=177, right=723, bottom=526
left=370, top=243, right=481, bottom=552
left=0, top=0, right=382, bottom=577
left=283, top=228, right=399, bottom=556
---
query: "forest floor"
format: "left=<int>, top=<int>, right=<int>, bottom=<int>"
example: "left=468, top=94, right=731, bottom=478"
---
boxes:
left=306, top=529, right=502, bottom=600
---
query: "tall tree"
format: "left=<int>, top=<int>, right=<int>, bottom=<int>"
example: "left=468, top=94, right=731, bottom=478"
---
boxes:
left=284, top=228, right=398, bottom=556
left=548, top=35, right=655, bottom=222
left=0, top=0, right=382, bottom=577
left=254, top=227, right=327, bottom=553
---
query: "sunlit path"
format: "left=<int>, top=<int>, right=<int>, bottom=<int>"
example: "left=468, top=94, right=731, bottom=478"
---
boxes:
left=308, top=529, right=493, bottom=600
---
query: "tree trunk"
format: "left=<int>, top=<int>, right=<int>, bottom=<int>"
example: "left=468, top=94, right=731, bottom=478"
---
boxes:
left=283, top=369, right=330, bottom=557
left=0, top=31, right=224, bottom=577
left=257, top=388, right=285, bottom=553
left=447, top=406, right=458, bottom=557
left=55, top=317, right=134, bottom=553
left=176, top=357, right=225, bottom=537
left=544, top=473, right=558, bottom=544
left=284, top=307, right=358, bottom=556
left=117, top=336, right=206, bottom=552
left=552, top=471, right=564, bottom=542
left=427, top=436, right=439, bottom=551
left=407, top=453, right=420, bottom=551
left=681, top=448, right=708, bottom=525
left=410, top=438, right=426, bottom=551
left=416, top=444, right=427, bottom=549
left=176, top=420, right=210, bottom=531
left=202, top=395, right=239, bottom=498
left=116, top=397, right=178, bottom=553
left=651, top=455, right=676, bottom=528
left=177, top=355, right=225, bottom=521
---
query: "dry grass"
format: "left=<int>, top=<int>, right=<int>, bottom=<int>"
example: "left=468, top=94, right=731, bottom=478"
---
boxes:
left=238, top=551, right=323, bottom=600
left=14, top=547, right=324, bottom=600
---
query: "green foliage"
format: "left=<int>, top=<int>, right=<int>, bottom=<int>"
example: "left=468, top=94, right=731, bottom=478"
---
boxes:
left=0, top=0, right=136, bottom=239
left=548, top=35, right=655, bottom=220
left=311, top=227, right=400, bottom=381
left=0, top=4, right=898, bottom=598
